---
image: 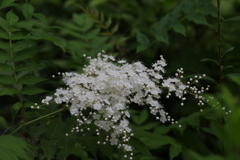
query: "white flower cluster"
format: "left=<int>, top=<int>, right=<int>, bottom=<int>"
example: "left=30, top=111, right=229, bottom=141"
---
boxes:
left=41, top=51, right=208, bottom=158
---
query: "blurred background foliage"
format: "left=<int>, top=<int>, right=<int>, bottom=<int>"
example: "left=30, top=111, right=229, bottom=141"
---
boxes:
left=0, top=0, right=240, bottom=159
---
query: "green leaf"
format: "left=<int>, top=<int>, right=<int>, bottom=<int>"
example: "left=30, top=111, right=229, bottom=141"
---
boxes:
left=222, top=46, right=234, bottom=57
left=0, top=146, right=18, bottom=160
left=202, top=76, right=218, bottom=84
left=0, top=75, right=15, bottom=84
left=131, top=125, right=175, bottom=146
left=21, top=86, right=47, bottom=95
left=136, top=32, right=150, bottom=45
left=129, top=137, right=152, bottom=158
left=72, top=14, right=93, bottom=32
left=98, top=143, right=113, bottom=160
left=132, top=108, right=149, bottom=125
left=105, top=17, right=112, bottom=28
left=22, top=3, right=34, bottom=20
left=200, top=58, right=218, bottom=65
left=6, top=10, right=19, bottom=26
left=14, top=47, right=40, bottom=61
left=57, top=136, right=76, bottom=160
left=0, top=88, right=17, bottom=96
left=18, top=75, right=47, bottom=84
left=172, top=22, right=186, bottom=36
left=111, top=23, right=119, bottom=34
left=0, top=135, right=32, bottom=160
left=225, top=73, right=240, bottom=86
left=40, top=139, right=58, bottom=160
left=226, top=16, right=240, bottom=21
left=187, top=13, right=210, bottom=26
left=12, top=40, right=37, bottom=52
left=0, top=0, right=16, bottom=9
left=0, top=49, right=10, bottom=61
left=155, top=32, right=169, bottom=44
left=0, top=63, right=12, bottom=72
left=0, top=40, right=10, bottom=50
left=15, top=21, right=35, bottom=30
left=0, top=17, right=9, bottom=32
left=169, top=143, right=182, bottom=160
left=40, top=118, right=64, bottom=160
left=16, top=63, right=45, bottom=72
left=136, top=45, right=149, bottom=53
left=222, top=65, right=234, bottom=70
left=33, top=13, right=48, bottom=23
left=11, top=102, right=22, bottom=120
left=0, top=28, right=8, bottom=39
left=11, top=30, right=29, bottom=40
left=0, top=116, right=7, bottom=128
left=79, top=136, right=97, bottom=158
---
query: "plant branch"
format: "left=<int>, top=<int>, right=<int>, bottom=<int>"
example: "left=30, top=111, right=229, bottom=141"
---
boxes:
left=8, top=31, right=26, bottom=123
left=217, top=0, right=222, bottom=85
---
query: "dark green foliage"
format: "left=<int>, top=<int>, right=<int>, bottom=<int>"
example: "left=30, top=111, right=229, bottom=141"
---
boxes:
left=1, top=0, right=240, bottom=159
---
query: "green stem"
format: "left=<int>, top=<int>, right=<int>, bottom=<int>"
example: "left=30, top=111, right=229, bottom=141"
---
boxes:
left=8, top=31, right=26, bottom=123
left=10, top=108, right=66, bottom=135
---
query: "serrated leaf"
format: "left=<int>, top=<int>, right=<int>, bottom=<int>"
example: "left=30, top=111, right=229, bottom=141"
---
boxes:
left=0, top=40, right=10, bottom=50
left=79, top=136, right=97, bottom=158
left=170, top=143, right=182, bottom=160
left=40, top=139, right=58, bottom=160
left=0, top=0, right=16, bottom=9
left=129, top=137, right=152, bottom=158
left=15, top=21, right=35, bottom=30
left=200, top=58, right=218, bottom=65
left=16, top=63, right=45, bottom=72
left=0, top=63, right=12, bottom=72
left=172, top=22, right=186, bottom=36
left=11, top=102, right=22, bottom=120
left=0, top=28, right=8, bottom=39
left=18, top=75, right=47, bottom=84
left=12, top=40, right=37, bottom=52
left=21, top=86, right=47, bottom=95
left=11, top=30, right=29, bottom=40
left=57, top=136, right=76, bottom=160
left=0, top=75, right=15, bottom=84
left=6, top=10, right=19, bottom=26
left=0, top=17, right=9, bottom=32
left=0, top=116, right=7, bottom=128
left=132, top=125, right=175, bottom=146
left=22, top=3, right=34, bottom=20
left=136, top=32, right=150, bottom=45
left=0, top=135, right=32, bottom=160
left=155, top=32, right=169, bottom=44
left=33, top=13, right=48, bottom=23
left=14, top=47, right=40, bottom=61
left=73, top=14, right=93, bottom=32
left=40, top=118, right=64, bottom=160
left=187, top=13, right=210, bottom=26
left=0, top=50, right=10, bottom=61
left=136, top=46, right=149, bottom=53
left=0, top=88, right=17, bottom=96
left=226, top=16, right=240, bottom=21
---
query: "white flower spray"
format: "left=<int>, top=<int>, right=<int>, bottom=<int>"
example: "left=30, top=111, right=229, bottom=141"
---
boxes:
left=40, top=51, right=209, bottom=159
